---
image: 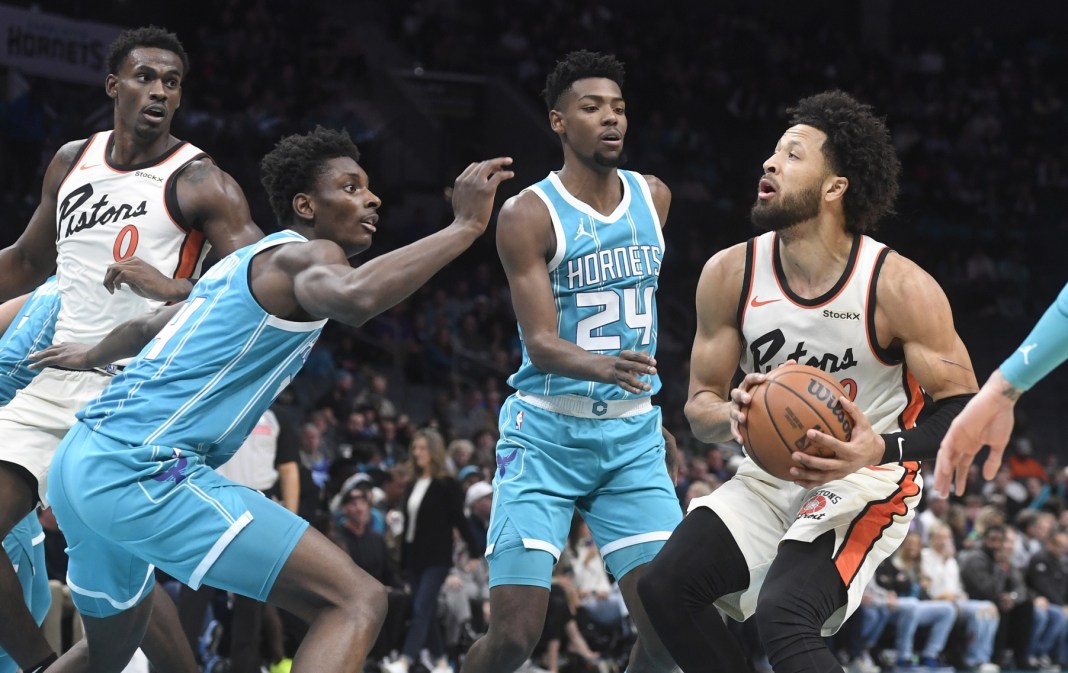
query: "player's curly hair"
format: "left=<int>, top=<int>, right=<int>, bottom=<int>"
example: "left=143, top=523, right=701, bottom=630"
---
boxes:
left=787, top=91, right=900, bottom=233
left=107, top=26, right=189, bottom=76
left=542, top=50, right=625, bottom=111
left=259, top=126, right=361, bottom=225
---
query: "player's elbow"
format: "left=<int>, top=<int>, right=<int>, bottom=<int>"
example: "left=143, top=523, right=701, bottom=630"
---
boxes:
left=523, top=335, right=559, bottom=372
left=685, top=398, right=727, bottom=444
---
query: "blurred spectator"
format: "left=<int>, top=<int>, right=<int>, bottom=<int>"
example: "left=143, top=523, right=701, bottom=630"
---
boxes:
left=385, top=429, right=478, bottom=673
left=1008, top=437, right=1049, bottom=484
left=875, top=533, right=956, bottom=671
left=960, top=525, right=1034, bottom=670
left=332, top=481, right=409, bottom=665
left=922, top=523, right=1000, bottom=671
left=1024, top=529, right=1068, bottom=669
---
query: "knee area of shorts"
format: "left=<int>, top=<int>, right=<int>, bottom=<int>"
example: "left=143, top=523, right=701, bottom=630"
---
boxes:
left=486, top=545, right=555, bottom=590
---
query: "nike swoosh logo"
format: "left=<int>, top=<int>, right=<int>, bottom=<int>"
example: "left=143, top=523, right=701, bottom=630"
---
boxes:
left=750, top=296, right=781, bottom=307
left=79, top=163, right=101, bottom=170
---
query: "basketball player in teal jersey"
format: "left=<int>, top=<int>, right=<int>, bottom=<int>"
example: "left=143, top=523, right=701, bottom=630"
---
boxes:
left=30, top=127, right=513, bottom=673
left=0, top=26, right=263, bottom=672
left=936, top=280, right=1068, bottom=495
left=0, top=280, right=59, bottom=673
left=458, top=51, right=679, bottom=673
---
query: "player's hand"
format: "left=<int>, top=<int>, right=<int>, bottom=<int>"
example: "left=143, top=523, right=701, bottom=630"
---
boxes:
left=611, top=350, right=656, bottom=394
left=29, top=342, right=93, bottom=370
left=450, top=158, right=515, bottom=234
left=728, top=371, right=768, bottom=444
left=788, top=395, right=879, bottom=488
left=104, top=257, right=190, bottom=302
left=934, top=369, right=1017, bottom=497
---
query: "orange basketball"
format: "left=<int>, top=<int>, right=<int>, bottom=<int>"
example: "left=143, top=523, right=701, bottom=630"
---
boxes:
left=739, top=363, right=854, bottom=481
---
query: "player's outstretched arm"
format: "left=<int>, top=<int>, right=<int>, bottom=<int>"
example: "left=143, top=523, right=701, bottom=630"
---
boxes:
left=294, top=158, right=513, bottom=326
left=30, top=302, right=183, bottom=370
left=103, top=161, right=266, bottom=303
left=935, top=281, right=1068, bottom=496
left=0, top=143, right=82, bottom=301
left=685, top=244, right=748, bottom=443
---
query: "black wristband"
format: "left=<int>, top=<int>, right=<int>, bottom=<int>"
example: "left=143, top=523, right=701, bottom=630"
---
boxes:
left=879, top=393, right=974, bottom=463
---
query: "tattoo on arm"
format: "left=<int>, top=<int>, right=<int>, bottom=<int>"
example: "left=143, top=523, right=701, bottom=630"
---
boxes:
left=1000, top=382, right=1023, bottom=402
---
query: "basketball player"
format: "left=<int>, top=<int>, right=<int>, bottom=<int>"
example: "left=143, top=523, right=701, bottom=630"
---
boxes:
left=0, top=281, right=59, bottom=673
left=29, top=127, right=513, bottom=672
left=937, top=280, right=1068, bottom=496
left=637, top=91, right=979, bottom=673
left=459, top=51, right=679, bottom=673
left=0, top=25, right=264, bottom=672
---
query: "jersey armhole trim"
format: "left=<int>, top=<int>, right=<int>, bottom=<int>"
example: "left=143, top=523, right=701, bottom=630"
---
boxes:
left=866, top=246, right=902, bottom=365
left=164, top=153, right=211, bottom=233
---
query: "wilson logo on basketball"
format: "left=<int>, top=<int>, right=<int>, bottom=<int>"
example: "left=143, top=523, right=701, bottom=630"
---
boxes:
left=806, top=379, right=853, bottom=436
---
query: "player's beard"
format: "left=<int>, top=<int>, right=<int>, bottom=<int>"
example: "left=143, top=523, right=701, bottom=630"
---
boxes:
left=750, top=183, right=822, bottom=231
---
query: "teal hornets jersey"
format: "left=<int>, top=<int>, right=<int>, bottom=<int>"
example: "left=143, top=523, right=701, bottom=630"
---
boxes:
left=78, top=232, right=325, bottom=463
left=0, top=277, right=60, bottom=404
left=508, top=170, right=664, bottom=399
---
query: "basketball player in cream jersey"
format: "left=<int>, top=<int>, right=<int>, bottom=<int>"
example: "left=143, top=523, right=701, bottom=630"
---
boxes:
left=0, top=27, right=262, bottom=672
left=638, top=92, right=979, bottom=673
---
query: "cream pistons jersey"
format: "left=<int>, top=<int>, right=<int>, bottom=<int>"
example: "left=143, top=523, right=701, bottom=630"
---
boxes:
left=54, top=131, right=211, bottom=349
left=737, top=232, right=924, bottom=434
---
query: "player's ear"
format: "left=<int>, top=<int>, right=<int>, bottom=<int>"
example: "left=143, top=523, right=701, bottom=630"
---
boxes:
left=292, top=193, right=314, bottom=222
left=825, top=175, right=848, bottom=203
left=105, top=74, right=118, bottom=99
left=549, top=109, right=565, bottom=136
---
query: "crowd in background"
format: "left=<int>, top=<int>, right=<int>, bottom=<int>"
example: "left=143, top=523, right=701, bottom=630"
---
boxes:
left=4, top=0, right=1068, bottom=671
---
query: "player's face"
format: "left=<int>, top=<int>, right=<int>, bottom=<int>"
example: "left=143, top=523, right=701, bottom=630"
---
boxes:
left=106, top=47, right=184, bottom=140
left=308, top=157, right=381, bottom=256
left=552, top=77, right=627, bottom=169
left=750, top=124, right=832, bottom=231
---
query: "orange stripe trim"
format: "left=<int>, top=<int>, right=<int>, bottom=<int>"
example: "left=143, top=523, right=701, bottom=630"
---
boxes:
left=901, top=371, right=924, bottom=429
left=174, top=230, right=206, bottom=279
left=833, top=462, right=920, bottom=586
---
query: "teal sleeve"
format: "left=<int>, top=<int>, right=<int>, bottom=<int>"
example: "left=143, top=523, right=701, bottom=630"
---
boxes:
left=1000, top=282, right=1068, bottom=391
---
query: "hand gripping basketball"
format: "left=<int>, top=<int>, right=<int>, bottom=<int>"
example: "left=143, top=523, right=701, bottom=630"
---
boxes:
left=739, top=363, right=854, bottom=481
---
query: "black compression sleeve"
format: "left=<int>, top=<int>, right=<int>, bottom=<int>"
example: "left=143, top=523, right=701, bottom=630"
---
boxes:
left=880, top=393, right=974, bottom=463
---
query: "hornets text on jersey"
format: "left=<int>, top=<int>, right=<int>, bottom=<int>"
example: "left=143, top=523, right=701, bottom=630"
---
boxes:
left=507, top=170, right=664, bottom=400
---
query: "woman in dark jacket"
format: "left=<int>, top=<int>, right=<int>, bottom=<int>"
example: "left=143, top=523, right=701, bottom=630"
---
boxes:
left=388, top=429, right=479, bottom=673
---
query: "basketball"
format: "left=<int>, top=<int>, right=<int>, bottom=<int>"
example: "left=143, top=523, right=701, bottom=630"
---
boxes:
left=740, top=363, right=854, bottom=481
